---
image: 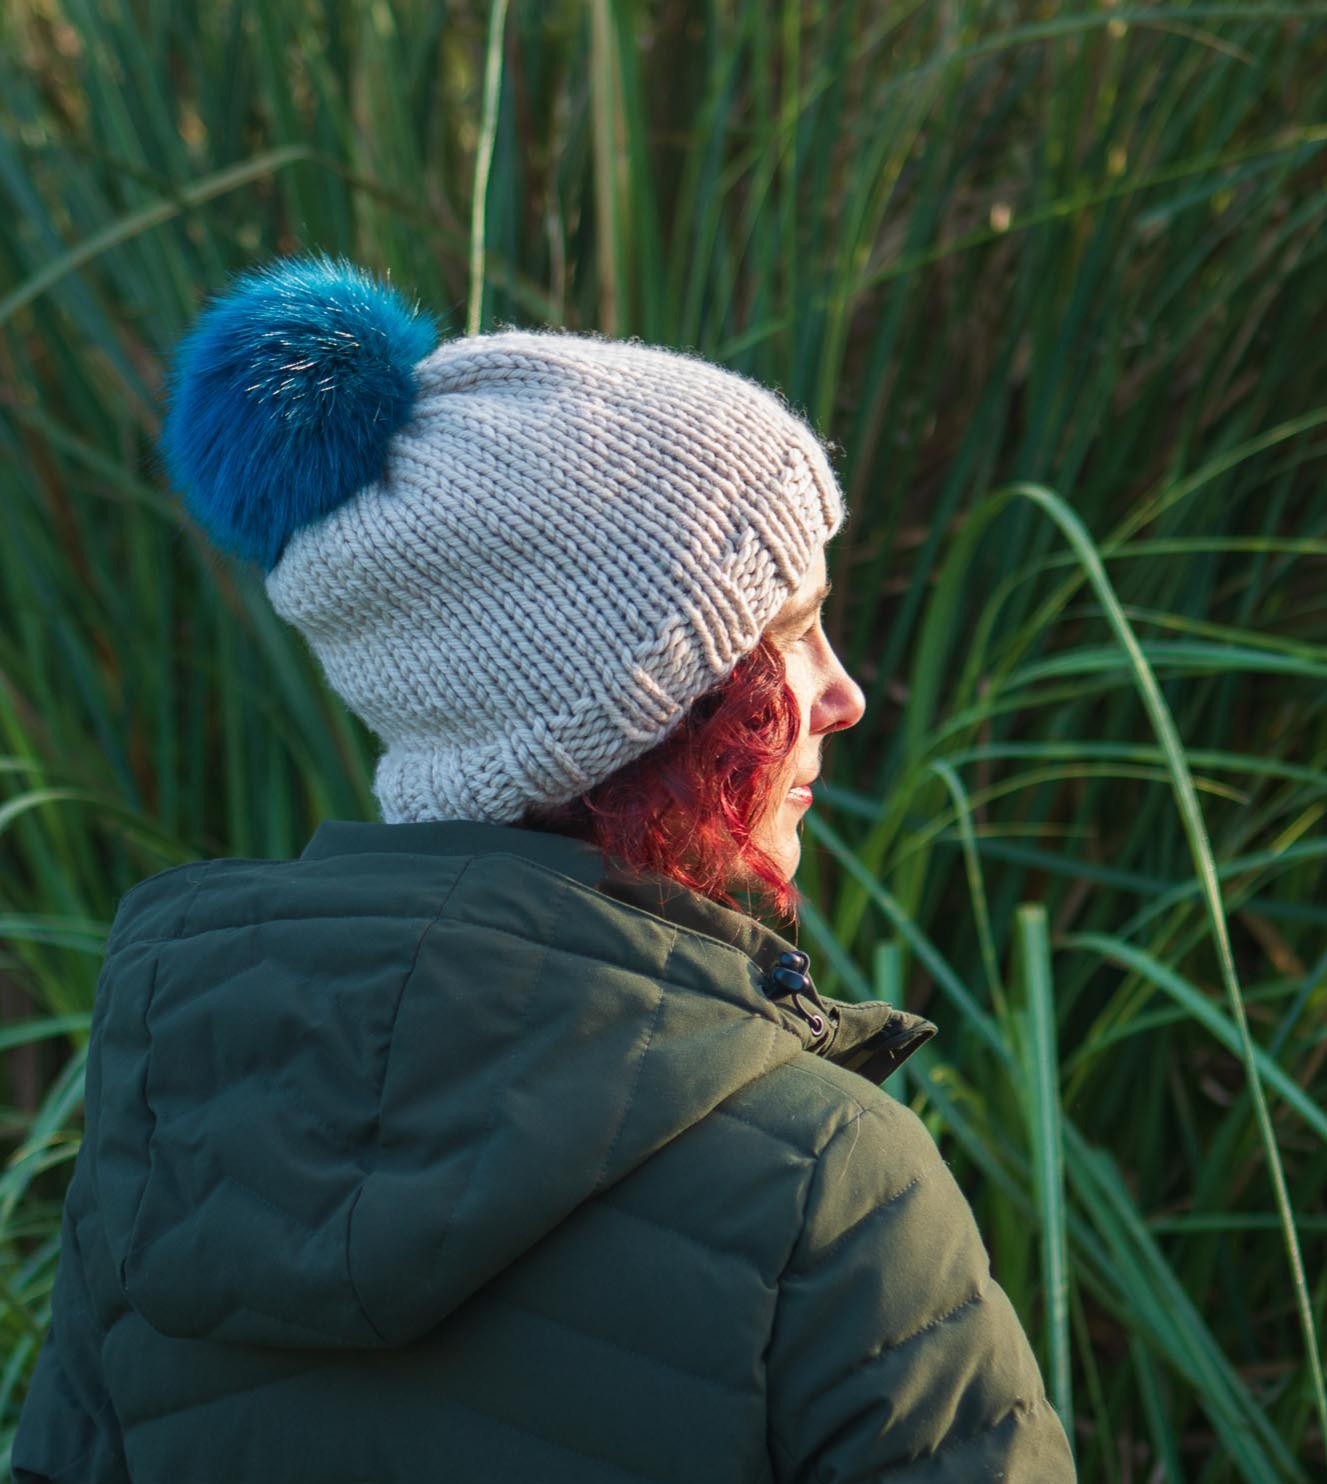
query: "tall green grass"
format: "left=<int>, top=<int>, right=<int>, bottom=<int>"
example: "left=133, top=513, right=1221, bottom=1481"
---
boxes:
left=2, top=2, right=1326, bottom=1478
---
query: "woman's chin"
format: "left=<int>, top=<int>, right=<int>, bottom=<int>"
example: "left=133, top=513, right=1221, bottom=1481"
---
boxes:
left=761, top=822, right=803, bottom=883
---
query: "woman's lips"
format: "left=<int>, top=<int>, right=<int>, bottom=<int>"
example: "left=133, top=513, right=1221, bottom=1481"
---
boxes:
left=787, top=785, right=814, bottom=808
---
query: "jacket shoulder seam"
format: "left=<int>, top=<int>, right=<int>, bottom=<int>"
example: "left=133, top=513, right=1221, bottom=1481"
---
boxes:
left=776, top=1108, right=866, bottom=1288
left=766, top=1114, right=866, bottom=1471
left=795, top=1168, right=927, bottom=1274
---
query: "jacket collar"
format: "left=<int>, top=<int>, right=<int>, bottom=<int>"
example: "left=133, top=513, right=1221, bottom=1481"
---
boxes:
left=301, top=819, right=936, bottom=1084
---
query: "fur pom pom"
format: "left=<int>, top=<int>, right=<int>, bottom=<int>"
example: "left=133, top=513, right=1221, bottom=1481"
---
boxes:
left=160, top=254, right=439, bottom=570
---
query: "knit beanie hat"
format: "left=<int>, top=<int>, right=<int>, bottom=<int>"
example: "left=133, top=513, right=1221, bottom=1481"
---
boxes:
left=160, top=255, right=846, bottom=825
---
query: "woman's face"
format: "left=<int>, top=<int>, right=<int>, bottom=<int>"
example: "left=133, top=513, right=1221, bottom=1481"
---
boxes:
left=751, top=546, right=866, bottom=881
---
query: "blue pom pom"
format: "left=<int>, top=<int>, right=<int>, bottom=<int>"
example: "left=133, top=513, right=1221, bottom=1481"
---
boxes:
left=160, top=254, right=439, bottom=571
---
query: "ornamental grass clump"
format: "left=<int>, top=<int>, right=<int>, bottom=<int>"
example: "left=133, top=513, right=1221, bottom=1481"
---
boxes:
left=2, top=2, right=1326, bottom=1478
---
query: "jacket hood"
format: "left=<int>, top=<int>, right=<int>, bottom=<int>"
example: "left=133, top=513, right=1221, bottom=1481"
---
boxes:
left=85, top=820, right=935, bottom=1352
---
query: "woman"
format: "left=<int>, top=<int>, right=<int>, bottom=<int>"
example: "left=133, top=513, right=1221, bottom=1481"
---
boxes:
left=14, top=256, right=1077, bottom=1481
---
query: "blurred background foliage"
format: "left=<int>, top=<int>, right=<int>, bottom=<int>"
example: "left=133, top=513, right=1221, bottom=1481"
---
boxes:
left=2, top=0, right=1327, bottom=1478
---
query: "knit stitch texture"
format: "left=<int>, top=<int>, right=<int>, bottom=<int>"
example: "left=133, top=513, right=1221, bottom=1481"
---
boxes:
left=261, top=327, right=844, bottom=824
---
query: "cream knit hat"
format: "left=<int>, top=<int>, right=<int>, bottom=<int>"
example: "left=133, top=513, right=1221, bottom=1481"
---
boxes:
left=160, top=256, right=845, bottom=824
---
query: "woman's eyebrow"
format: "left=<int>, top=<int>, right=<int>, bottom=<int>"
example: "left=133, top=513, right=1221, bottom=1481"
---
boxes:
left=770, top=580, right=833, bottom=633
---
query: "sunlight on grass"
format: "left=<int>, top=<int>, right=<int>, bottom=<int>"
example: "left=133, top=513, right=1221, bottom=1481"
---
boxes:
left=3, top=2, right=1326, bottom=1477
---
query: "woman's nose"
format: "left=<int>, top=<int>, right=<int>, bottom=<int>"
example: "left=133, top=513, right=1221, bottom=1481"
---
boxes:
left=814, top=649, right=866, bottom=734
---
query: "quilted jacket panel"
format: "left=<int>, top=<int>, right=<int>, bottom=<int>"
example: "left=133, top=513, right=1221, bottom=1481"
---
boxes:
left=13, top=819, right=1076, bottom=1482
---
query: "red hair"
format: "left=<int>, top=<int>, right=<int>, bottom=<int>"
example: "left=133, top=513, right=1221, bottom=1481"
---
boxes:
left=521, top=636, right=803, bottom=920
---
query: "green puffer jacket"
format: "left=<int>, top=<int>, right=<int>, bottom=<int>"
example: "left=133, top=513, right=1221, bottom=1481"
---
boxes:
left=14, top=819, right=1076, bottom=1483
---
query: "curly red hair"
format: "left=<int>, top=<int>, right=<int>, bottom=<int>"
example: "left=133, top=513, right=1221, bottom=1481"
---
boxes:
left=520, top=636, right=802, bottom=920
